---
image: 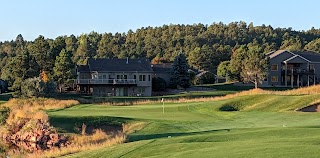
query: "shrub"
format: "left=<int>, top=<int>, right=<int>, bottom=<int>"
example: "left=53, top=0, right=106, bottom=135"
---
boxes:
left=152, top=77, right=166, bottom=91
left=219, top=105, right=239, bottom=111
left=0, top=107, right=9, bottom=125
left=20, top=77, right=57, bottom=98
left=193, top=72, right=215, bottom=85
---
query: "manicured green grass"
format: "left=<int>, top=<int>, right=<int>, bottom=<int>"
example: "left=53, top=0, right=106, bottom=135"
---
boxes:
left=56, top=90, right=235, bottom=104
left=48, top=93, right=320, bottom=158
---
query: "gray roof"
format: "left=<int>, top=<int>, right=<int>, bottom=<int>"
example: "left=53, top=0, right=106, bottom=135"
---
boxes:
left=196, top=71, right=213, bottom=77
left=268, top=50, right=320, bottom=63
left=77, top=65, right=90, bottom=72
left=268, top=50, right=294, bottom=59
left=78, top=58, right=154, bottom=72
left=152, top=63, right=172, bottom=73
left=294, top=51, right=320, bottom=62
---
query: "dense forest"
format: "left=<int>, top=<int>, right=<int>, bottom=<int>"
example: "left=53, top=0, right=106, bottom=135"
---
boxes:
left=1, top=21, right=320, bottom=88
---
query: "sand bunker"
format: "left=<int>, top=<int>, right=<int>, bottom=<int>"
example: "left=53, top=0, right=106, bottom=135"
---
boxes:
left=299, top=104, right=320, bottom=112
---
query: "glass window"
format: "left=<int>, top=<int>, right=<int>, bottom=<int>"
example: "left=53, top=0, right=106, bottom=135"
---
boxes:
left=139, top=75, right=146, bottom=81
left=271, top=64, right=278, bottom=71
left=271, top=76, right=278, bottom=82
left=139, top=87, right=145, bottom=93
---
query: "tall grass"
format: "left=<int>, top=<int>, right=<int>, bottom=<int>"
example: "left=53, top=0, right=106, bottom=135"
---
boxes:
left=97, top=85, right=320, bottom=106
left=2, top=98, right=79, bottom=111
left=22, top=130, right=127, bottom=158
left=22, top=122, right=146, bottom=157
left=1, top=98, right=79, bottom=133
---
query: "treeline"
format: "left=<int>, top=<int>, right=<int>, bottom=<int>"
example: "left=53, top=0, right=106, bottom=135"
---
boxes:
left=1, top=21, right=320, bottom=88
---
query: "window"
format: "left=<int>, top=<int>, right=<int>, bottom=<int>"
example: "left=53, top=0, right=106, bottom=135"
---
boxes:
left=271, top=64, right=278, bottom=71
left=148, top=75, right=151, bottom=81
left=80, top=74, right=86, bottom=79
left=309, top=64, right=315, bottom=70
left=139, top=75, right=146, bottom=81
left=271, top=76, right=278, bottom=82
left=139, top=87, right=145, bottom=93
left=134, top=75, right=136, bottom=80
left=117, top=75, right=127, bottom=79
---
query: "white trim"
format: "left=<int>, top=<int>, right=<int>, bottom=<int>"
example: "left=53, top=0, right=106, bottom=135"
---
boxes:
left=269, top=50, right=296, bottom=59
left=283, top=55, right=311, bottom=63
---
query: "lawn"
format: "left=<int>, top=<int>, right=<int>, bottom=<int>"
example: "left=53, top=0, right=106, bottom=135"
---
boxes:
left=47, top=93, right=320, bottom=158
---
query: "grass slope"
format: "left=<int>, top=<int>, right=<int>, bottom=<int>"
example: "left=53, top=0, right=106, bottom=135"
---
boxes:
left=48, top=93, right=320, bottom=158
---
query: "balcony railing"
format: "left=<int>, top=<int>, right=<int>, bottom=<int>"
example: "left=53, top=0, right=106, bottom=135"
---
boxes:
left=282, top=69, right=315, bottom=75
left=76, top=79, right=137, bottom=84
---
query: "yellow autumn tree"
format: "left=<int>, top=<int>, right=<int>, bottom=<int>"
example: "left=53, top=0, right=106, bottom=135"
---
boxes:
left=40, top=70, right=49, bottom=83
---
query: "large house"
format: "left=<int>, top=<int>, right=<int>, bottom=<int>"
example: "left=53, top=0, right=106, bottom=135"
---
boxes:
left=76, top=58, right=153, bottom=96
left=267, top=50, right=320, bottom=87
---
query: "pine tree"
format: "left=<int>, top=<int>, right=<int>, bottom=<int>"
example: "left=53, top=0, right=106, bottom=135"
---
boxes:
left=169, top=53, right=190, bottom=89
left=53, top=49, right=75, bottom=92
left=5, top=49, right=40, bottom=96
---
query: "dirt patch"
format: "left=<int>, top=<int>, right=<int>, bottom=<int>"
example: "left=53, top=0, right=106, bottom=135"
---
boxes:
left=299, top=104, right=320, bottom=112
left=84, top=125, right=122, bottom=135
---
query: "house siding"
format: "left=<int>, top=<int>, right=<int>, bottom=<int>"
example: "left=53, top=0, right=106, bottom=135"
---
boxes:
left=267, top=50, right=320, bottom=87
left=76, top=58, right=153, bottom=96
left=268, top=51, right=294, bottom=86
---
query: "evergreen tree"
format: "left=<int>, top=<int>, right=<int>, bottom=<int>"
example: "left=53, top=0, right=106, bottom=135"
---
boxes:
left=4, top=49, right=40, bottom=96
left=169, top=53, right=190, bottom=88
left=65, top=34, right=78, bottom=53
left=97, top=33, right=114, bottom=58
left=28, top=35, right=52, bottom=72
left=53, top=49, right=75, bottom=92
left=304, top=38, right=320, bottom=53
left=74, top=34, right=90, bottom=64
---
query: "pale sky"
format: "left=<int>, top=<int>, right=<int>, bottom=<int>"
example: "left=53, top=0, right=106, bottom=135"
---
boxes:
left=1, top=0, right=319, bottom=41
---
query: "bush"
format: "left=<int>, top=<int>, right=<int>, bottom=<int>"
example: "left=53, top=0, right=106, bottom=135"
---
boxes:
left=0, top=107, right=10, bottom=125
left=219, top=105, right=239, bottom=111
left=152, top=77, right=167, bottom=91
left=193, top=72, right=215, bottom=85
left=219, top=102, right=241, bottom=111
left=20, top=77, right=57, bottom=98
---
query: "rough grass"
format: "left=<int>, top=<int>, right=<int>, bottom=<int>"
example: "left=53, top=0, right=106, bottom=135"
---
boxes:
left=0, top=98, right=80, bottom=135
left=2, top=98, right=79, bottom=111
left=24, top=131, right=126, bottom=158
